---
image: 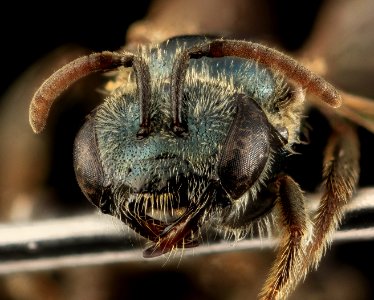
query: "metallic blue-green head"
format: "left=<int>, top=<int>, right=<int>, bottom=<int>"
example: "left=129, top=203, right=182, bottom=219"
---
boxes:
left=73, top=36, right=296, bottom=256
left=31, top=36, right=315, bottom=257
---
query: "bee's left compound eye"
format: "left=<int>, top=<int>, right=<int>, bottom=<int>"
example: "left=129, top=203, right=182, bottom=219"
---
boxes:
left=73, top=114, right=107, bottom=210
left=218, top=95, right=274, bottom=199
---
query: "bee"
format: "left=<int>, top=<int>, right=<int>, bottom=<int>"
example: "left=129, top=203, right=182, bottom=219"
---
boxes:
left=29, top=34, right=373, bottom=300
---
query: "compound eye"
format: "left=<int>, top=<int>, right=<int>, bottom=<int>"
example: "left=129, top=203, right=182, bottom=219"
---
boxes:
left=218, top=95, right=272, bottom=199
left=73, top=113, right=106, bottom=209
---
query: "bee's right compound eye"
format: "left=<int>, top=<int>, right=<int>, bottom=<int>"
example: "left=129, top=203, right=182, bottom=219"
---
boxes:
left=73, top=114, right=107, bottom=211
left=218, top=95, right=274, bottom=199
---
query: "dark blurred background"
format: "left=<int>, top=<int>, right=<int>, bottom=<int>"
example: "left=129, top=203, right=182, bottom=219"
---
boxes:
left=0, top=0, right=323, bottom=96
left=0, top=1, right=373, bottom=299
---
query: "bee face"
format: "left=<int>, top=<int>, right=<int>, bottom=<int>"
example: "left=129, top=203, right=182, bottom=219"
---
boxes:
left=30, top=35, right=350, bottom=299
left=72, top=36, right=301, bottom=252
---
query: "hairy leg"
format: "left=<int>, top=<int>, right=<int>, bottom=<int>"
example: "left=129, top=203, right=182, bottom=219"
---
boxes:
left=305, top=119, right=359, bottom=273
left=258, top=175, right=310, bottom=300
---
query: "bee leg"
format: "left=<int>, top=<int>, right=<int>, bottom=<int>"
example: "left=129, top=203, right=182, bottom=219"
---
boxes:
left=259, top=174, right=310, bottom=300
left=301, top=118, right=360, bottom=277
